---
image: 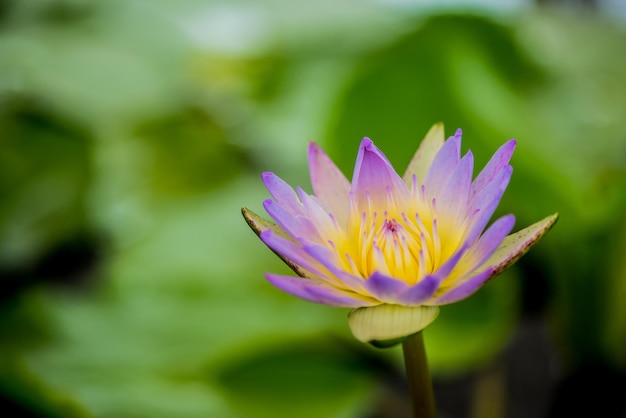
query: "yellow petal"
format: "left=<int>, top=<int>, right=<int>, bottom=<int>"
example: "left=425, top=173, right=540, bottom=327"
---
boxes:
left=348, top=304, right=440, bottom=347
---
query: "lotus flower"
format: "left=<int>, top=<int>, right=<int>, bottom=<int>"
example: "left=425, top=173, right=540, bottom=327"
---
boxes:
left=242, top=124, right=557, bottom=345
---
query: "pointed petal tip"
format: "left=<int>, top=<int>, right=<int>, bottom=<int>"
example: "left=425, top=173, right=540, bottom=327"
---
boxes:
left=307, top=140, right=321, bottom=154
left=485, top=212, right=559, bottom=277
left=241, top=206, right=286, bottom=238
left=360, top=137, right=374, bottom=149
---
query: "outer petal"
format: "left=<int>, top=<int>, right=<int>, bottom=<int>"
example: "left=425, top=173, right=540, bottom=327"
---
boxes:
left=266, top=274, right=378, bottom=307
left=422, top=129, right=462, bottom=198
left=403, top=122, right=445, bottom=186
left=260, top=230, right=329, bottom=281
left=308, top=142, right=351, bottom=224
left=262, top=172, right=303, bottom=217
left=464, top=215, right=515, bottom=270
left=431, top=268, right=496, bottom=305
left=481, top=213, right=559, bottom=275
left=351, top=138, right=409, bottom=212
left=302, top=244, right=368, bottom=292
left=446, top=215, right=515, bottom=286
left=263, top=199, right=321, bottom=243
left=433, top=214, right=557, bottom=305
left=471, top=139, right=516, bottom=198
left=241, top=207, right=291, bottom=240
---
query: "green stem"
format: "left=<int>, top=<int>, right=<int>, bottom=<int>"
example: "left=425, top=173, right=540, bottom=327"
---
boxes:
left=402, top=332, right=437, bottom=418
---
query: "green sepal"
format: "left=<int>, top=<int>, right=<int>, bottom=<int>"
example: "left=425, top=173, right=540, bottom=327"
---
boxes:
left=348, top=304, right=440, bottom=348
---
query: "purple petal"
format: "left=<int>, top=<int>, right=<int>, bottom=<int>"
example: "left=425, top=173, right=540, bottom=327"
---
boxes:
left=361, top=271, right=409, bottom=303
left=263, top=199, right=321, bottom=243
left=436, top=150, right=474, bottom=224
left=297, top=188, right=338, bottom=237
left=422, top=129, right=462, bottom=198
left=394, top=275, right=441, bottom=305
left=431, top=268, right=495, bottom=305
left=433, top=241, right=469, bottom=279
left=266, top=274, right=378, bottom=307
left=302, top=244, right=367, bottom=292
left=464, top=165, right=512, bottom=245
left=464, top=215, right=515, bottom=272
left=308, top=142, right=350, bottom=224
left=260, top=230, right=329, bottom=280
left=471, top=139, right=516, bottom=198
left=350, top=138, right=408, bottom=212
left=482, top=213, right=559, bottom=276
left=262, top=172, right=303, bottom=217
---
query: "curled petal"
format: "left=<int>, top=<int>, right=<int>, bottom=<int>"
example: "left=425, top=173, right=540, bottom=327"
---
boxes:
left=266, top=274, right=378, bottom=307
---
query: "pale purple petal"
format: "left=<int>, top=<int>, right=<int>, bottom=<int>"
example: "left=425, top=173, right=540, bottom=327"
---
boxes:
left=471, top=139, right=516, bottom=198
left=481, top=213, right=559, bottom=276
left=436, top=151, right=474, bottom=223
left=351, top=138, right=408, bottom=212
left=302, top=244, right=368, bottom=292
left=431, top=268, right=495, bottom=305
left=394, top=275, right=441, bottom=305
left=263, top=199, right=321, bottom=243
left=308, top=142, right=350, bottom=224
left=266, top=274, right=378, bottom=307
left=464, top=165, right=512, bottom=245
left=361, top=272, right=409, bottom=303
left=262, top=172, right=303, bottom=217
left=423, top=129, right=462, bottom=198
left=464, top=214, right=515, bottom=272
left=297, top=188, right=339, bottom=237
left=260, top=230, right=329, bottom=280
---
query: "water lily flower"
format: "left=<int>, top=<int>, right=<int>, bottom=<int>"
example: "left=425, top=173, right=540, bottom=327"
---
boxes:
left=242, top=123, right=557, bottom=345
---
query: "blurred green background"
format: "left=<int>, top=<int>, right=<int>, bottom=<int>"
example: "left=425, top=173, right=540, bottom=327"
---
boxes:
left=1, top=0, right=625, bottom=417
